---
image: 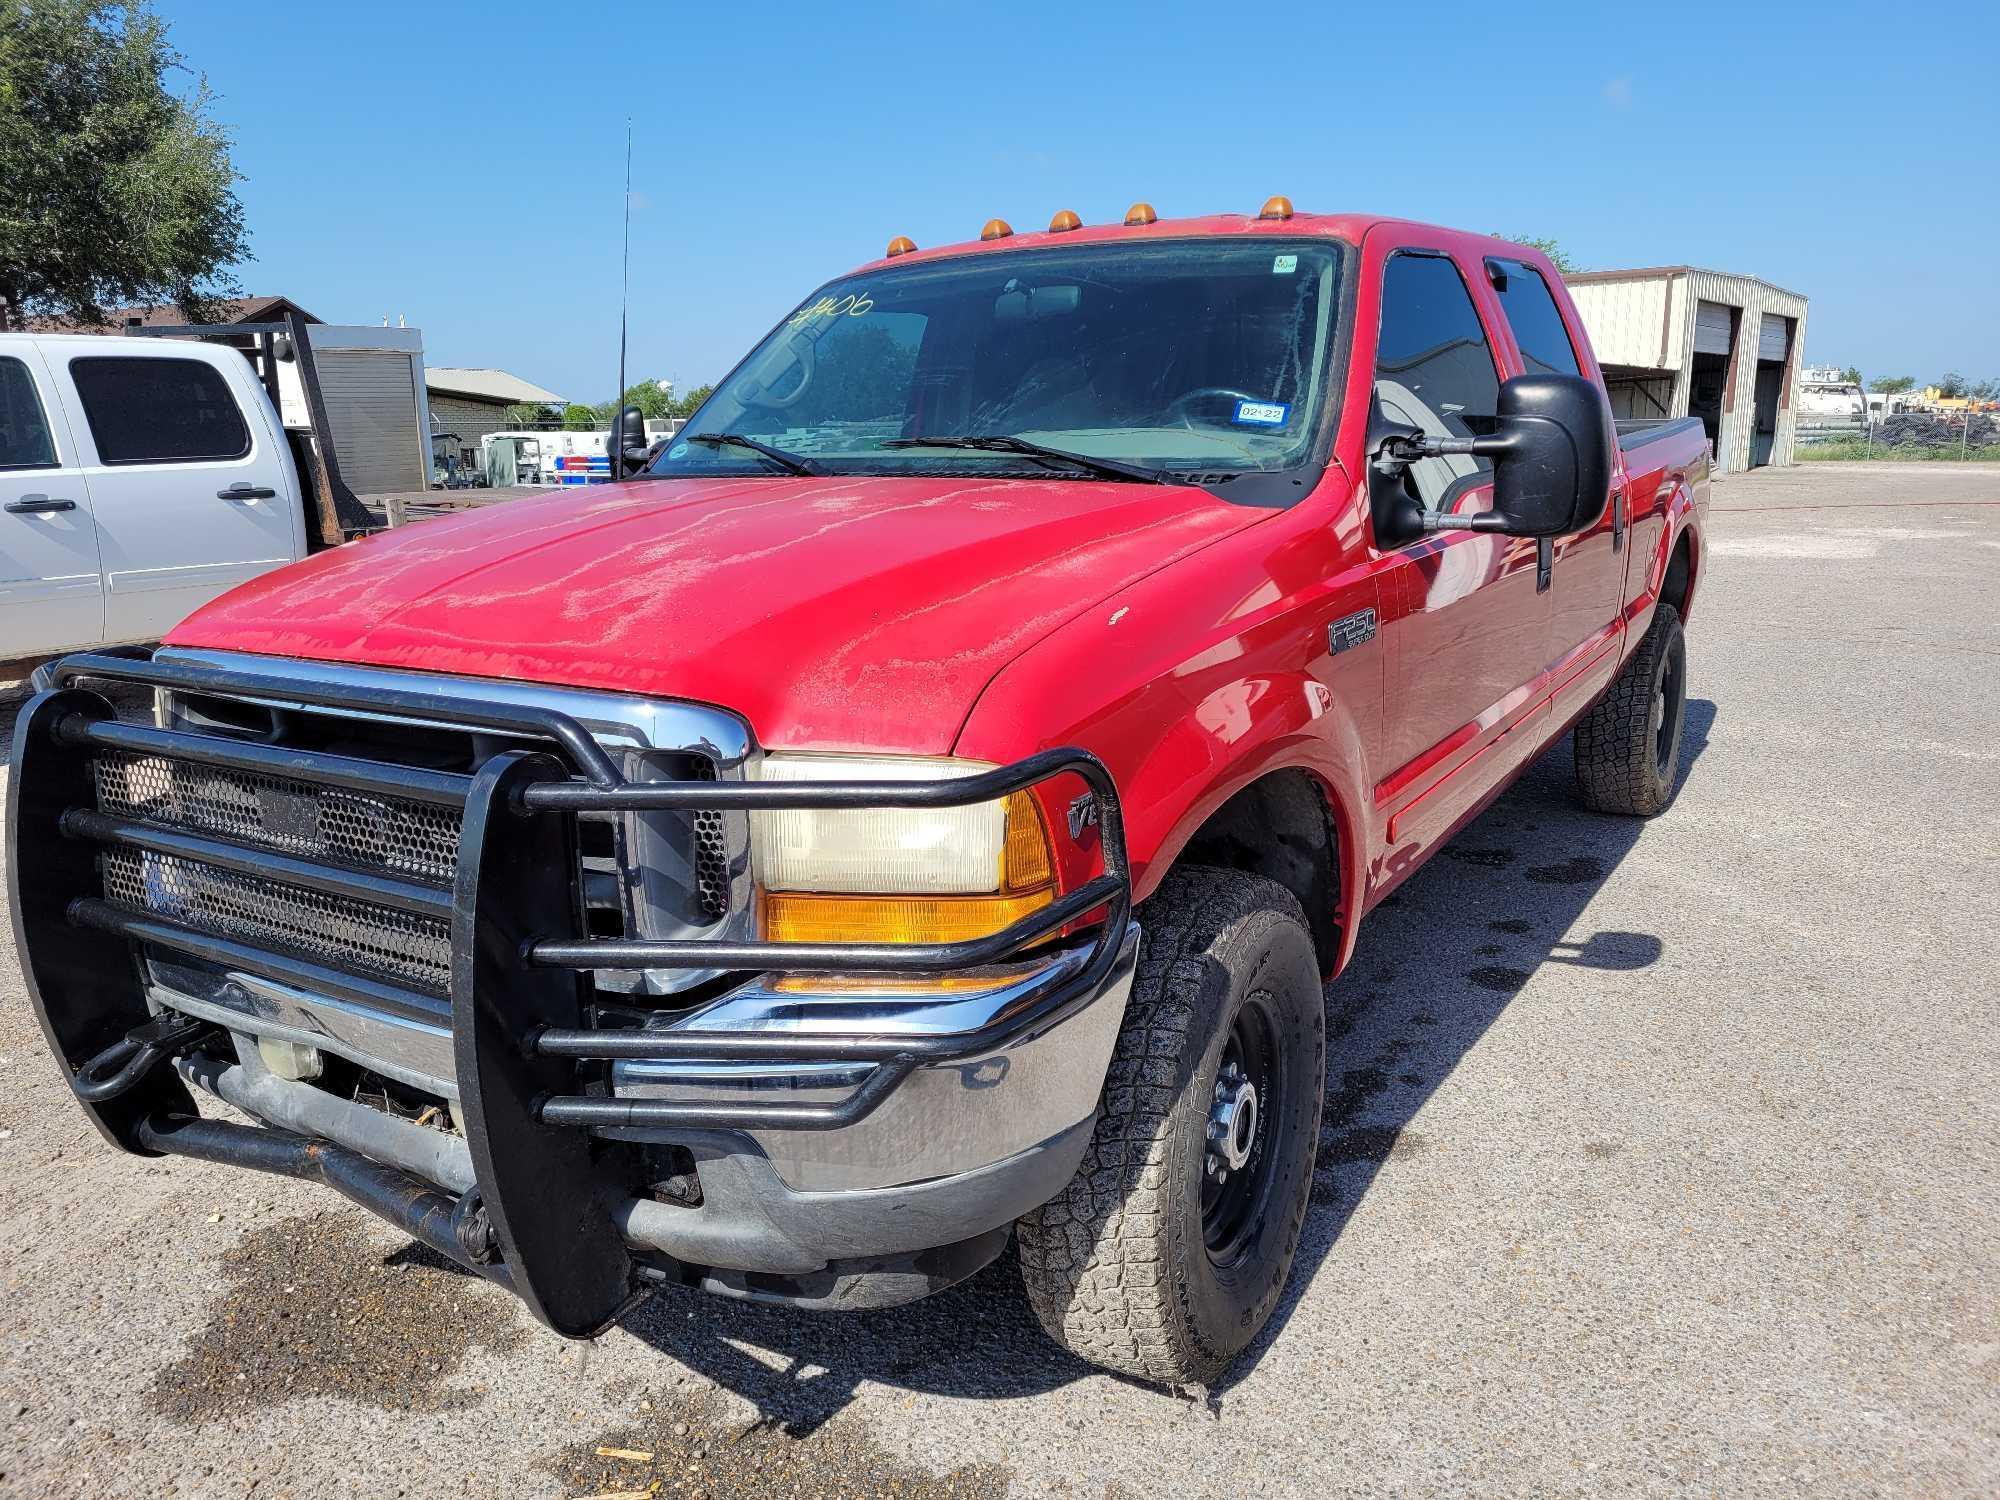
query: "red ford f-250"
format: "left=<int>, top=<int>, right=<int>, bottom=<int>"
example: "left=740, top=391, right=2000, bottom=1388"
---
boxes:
left=9, top=199, right=1709, bottom=1385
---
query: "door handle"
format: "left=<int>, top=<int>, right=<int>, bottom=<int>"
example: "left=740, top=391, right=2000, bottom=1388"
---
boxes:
left=218, top=483, right=278, bottom=500
left=1611, top=488, right=1626, bottom=552
left=5, top=495, right=76, bottom=515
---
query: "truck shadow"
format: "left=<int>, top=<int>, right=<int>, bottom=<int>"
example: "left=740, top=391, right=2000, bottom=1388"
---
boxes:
left=614, top=700, right=1716, bottom=1430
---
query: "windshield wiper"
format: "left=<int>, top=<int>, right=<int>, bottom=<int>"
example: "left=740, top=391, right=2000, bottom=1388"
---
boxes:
left=682, top=431, right=824, bottom=475
left=880, top=434, right=1174, bottom=485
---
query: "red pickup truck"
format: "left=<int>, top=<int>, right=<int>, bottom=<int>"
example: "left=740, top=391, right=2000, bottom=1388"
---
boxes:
left=8, top=202, right=1709, bottom=1386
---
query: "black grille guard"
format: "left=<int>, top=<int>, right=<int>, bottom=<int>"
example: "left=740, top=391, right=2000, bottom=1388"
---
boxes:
left=7, top=649, right=1133, bottom=1335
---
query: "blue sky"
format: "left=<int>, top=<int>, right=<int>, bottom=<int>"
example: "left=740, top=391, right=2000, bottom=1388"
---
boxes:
left=168, top=0, right=1996, bottom=401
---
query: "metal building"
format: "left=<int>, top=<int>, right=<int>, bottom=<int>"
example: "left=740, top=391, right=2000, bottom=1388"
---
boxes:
left=1565, top=268, right=1808, bottom=474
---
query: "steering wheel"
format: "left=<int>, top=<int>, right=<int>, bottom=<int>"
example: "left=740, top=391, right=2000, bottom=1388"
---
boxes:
left=1165, top=387, right=1264, bottom=429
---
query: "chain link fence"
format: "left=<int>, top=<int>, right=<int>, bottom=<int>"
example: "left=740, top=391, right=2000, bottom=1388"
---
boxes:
left=1797, top=408, right=2000, bottom=460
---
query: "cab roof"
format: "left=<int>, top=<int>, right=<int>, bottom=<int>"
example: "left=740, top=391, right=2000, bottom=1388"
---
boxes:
left=852, top=210, right=1517, bottom=275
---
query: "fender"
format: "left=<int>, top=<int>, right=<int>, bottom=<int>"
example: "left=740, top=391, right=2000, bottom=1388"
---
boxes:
left=1623, top=473, right=1701, bottom=648
left=955, top=506, right=1382, bottom=980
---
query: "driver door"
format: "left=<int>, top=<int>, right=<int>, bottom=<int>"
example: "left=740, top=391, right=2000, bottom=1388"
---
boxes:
left=1367, top=245, right=1551, bottom=867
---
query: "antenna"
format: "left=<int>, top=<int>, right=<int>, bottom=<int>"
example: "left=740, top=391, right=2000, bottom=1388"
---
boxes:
left=615, top=116, right=633, bottom=462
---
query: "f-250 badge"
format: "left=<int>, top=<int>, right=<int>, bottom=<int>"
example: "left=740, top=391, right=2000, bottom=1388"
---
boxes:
left=1328, top=609, right=1377, bottom=656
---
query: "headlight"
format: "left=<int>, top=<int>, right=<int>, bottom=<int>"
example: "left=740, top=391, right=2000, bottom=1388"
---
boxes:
left=750, top=754, right=1056, bottom=945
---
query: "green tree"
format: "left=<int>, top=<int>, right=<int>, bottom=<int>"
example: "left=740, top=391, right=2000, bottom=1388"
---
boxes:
left=0, top=0, right=247, bottom=329
left=1869, top=375, right=1915, bottom=394
left=1935, top=371, right=1968, bottom=399
left=559, top=402, right=599, bottom=430
left=1493, top=234, right=1581, bottom=274
left=503, top=401, right=554, bottom=426
left=669, top=383, right=713, bottom=420
left=1839, top=366, right=1862, bottom=385
left=1970, top=378, right=2000, bottom=402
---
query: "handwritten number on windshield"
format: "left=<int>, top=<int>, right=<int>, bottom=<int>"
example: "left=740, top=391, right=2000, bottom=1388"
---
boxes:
left=787, top=292, right=875, bottom=330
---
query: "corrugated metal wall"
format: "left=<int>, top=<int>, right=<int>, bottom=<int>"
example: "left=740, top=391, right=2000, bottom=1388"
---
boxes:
left=1677, top=272, right=1808, bottom=475
left=316, top=350, right=427, bottom=494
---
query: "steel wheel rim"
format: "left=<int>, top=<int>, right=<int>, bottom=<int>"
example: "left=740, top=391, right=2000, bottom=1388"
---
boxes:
left=1201, top=993, right=1284, bottom=1267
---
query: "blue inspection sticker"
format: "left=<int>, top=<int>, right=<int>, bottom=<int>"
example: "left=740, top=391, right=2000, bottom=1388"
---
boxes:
left=1233, top=400, right=1290, bottom=427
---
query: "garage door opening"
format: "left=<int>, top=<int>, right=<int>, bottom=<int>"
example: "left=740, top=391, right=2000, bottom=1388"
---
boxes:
left=1689, top=299, right=1738, bottom=466
left=1750, top=313, right=1794, bottom=469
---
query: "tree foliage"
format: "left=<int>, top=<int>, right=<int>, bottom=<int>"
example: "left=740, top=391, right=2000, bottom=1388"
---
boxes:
left=589, top=378, right=715, bottom=424
left=0, top=0, right=247, bottom=329
left=1869, top=375, right=1915, bottom=393
left=1934, top=371, right=1968, bottom=399
left=1494, top=233, right=1582, bottom=274
left=1839, top=366, right=1862, bottom=385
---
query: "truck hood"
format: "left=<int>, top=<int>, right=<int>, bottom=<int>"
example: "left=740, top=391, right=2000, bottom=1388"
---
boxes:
left=166, top=475, right=1267, bottom=754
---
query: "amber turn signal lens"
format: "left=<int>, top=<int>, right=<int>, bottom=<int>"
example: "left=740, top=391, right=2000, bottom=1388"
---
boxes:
left=885, top=235, right=917, bottom=257
left=980, top=217, right=1014, bottom=241
left=1258, top=194, right=1294, bottom=220
left=1123, top=201, right=1157, bottom=226
left=1048, top=209, right=1082, bottom=232
left=762, top=889, right=1054, bottom=946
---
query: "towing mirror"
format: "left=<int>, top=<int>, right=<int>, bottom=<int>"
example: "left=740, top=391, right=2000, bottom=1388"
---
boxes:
left=1486, top=373, right=1614, bottom=537
left=1371, top=373, right=1614, bottom=541
left=611, top=404, right=649, bottom=478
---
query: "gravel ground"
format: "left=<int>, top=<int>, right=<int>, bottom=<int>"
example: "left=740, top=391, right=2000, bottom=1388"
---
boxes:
left=2, top=461, right=1996, bottom=1498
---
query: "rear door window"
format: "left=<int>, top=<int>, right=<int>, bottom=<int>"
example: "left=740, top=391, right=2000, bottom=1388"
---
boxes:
left=0, top=356, right=58, bottom=469
left=69, top=356, right=251, bottom=464
left=1374, top=252, right=1501, bottom=508
left=1485, top=258, right=1582, bottom=377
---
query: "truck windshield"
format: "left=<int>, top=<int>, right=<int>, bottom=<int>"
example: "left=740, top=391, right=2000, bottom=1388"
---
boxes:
left=652, top=239, right=1345, bottom=492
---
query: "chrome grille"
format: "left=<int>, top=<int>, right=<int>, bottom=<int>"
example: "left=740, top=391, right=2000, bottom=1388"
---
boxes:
left=101, top=846, right=453, bottom=994
left=94, top=750, right=461, bottom=884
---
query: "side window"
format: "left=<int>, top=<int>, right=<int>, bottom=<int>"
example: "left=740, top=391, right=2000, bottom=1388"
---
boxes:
left=1485, top=258, right=1582, bottom=377
left=0, top=356, right=58, bottom=469
left=1374, top=252, right=1501, bottom=508
left=69, top=356, right=251, bottom=465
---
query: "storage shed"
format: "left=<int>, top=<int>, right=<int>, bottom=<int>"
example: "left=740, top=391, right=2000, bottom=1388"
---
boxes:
left=1565, top=268, right=1808, bottom=474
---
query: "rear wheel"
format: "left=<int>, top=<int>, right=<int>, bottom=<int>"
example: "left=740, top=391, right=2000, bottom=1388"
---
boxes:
left=1573, top=603, right=1687, bottom=816
left=1015, top=867, right=1325, bottom=1386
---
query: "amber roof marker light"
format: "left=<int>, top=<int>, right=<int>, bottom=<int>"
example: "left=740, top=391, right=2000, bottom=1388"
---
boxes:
left=1123, top=202, right=1157, bottom=226
left=1048, top=209, right=1082, bottom=232
left=1258, top=195, right=1295, bottom=221
left=885, top=235, right=917, bottom=257
left=980, top=218, right=1014, bottom=241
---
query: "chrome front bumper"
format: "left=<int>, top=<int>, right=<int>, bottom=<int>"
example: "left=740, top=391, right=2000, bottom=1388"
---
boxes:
left=608, top=925, right=1140, bottom=1192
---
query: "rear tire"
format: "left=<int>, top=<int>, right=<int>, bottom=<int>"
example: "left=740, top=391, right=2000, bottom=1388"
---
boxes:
left=1015, top=867, right=1325, bottom=1386
left=1573, top=602, right=1688, bottom=816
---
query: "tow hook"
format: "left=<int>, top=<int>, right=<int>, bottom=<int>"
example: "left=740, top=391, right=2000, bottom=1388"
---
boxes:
left=72, top=1012, right=211, bottom=1104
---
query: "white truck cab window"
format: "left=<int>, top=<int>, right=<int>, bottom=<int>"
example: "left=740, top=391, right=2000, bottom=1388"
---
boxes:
left=69, top=355, right=250, bottom=465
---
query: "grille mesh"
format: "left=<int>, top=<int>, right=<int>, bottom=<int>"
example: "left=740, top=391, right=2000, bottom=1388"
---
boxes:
left=686, top=758, right=731, bottom=923
left=94, top=750, right=461, bottom=885
left=101, top=846, right=453, bottom=994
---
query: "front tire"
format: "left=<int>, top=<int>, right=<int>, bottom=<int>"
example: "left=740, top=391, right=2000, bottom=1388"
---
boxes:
left=1015, top=867, right=1325, bottom=1386
left=1573, top=603, right=1688, bottom=816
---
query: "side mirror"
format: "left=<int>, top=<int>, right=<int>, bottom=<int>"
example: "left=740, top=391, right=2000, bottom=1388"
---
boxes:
left=1370, top=372, right=1613, bottom=539
left=611, top=404, right=649, bottom=478
left=1487, top=373, right=1614, bottom=537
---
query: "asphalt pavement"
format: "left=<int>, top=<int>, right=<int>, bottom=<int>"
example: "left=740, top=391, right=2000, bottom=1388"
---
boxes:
left=2, top=460, right=1996, bottom=1497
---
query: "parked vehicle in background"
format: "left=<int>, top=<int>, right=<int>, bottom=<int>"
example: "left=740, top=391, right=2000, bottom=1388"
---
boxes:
left=0, top=332, right=335, bottom=661
left=9, top=203, right=1710, bottom=1385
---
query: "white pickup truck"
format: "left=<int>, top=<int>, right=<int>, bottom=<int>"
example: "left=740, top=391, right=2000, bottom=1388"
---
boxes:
left=1, top=333, right=322, bottom=662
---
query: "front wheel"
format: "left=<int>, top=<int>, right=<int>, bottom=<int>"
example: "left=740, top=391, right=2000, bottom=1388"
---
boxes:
left=1015, top=867, right=1326, bottom=1386
left=1572, top=602, right=1688, bottom=816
